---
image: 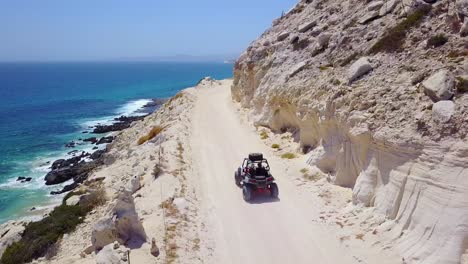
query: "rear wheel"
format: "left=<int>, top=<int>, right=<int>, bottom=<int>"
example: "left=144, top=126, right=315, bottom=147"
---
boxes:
left=243, top=185, right=253, bottom=201
left=234, top=169, right=242, bottom=187
left=270, top=183, right=279, bottom=198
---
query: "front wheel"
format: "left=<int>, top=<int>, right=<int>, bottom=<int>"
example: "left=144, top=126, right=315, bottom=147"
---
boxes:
left=243, top=185, right=253, bottom=201
left=270, top=183, right=279, bottom=199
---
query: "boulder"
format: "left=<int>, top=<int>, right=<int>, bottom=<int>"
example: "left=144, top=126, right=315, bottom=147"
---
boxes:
left=173, top=197, right=189, bottom=214
left=359, top=10, right=380, bottom=24
left=456, top=0, right=468, bottom=17
left=432, top=100, right=455, bottom=123
left=348, top=57, right=373, bottom=83
left=401, top=0, right=431, bottom=15
left=128, top=176, right=141, bottom=194
left=368, top=1, right=384, bottom=11
left=379, top=0, right=398, bottom=16
left=298, top=20, right=317, bottom=33
left=422, top=70, right=455, bottom=101
left=65, top=195, right=81, bottom=206
left=92, top=190, right=146, bottom=251
left=317, top=33, right=331, bottom=48
left=277, top=31, right=290, bottom=41
left=95, top=243, right=128, bottom=264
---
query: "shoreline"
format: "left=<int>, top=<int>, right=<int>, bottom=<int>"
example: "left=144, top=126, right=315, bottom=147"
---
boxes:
left=0, top=97, right=167, bottom=224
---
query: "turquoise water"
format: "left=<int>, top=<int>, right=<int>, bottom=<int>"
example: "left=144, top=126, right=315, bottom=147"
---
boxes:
left=0, top=62, right=233, bottom=223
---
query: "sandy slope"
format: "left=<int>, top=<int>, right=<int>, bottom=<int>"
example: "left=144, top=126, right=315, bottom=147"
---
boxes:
left=191, top=81, right=397, bottom=264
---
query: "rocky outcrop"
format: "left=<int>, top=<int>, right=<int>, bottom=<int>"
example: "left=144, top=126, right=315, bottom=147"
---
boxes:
left=231, top=0, right=468, bottom=263
left=91, top=190, right=146, bottom=251
left=93, top=115, right=146, bottom=134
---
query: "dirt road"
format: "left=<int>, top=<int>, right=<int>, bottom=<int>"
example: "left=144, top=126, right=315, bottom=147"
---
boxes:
left=190, top=83, right=360, bottom=264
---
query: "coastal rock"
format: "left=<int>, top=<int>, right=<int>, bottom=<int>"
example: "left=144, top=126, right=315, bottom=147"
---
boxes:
left=90, top=150, right=106, bottom=160
left=93, top=123, right=130, bottom=134
left=150, top=238, right=160, bottom=257
left=422, top=69, right=455, bottom=101
left=348, top=57, right=373, bottom=83
left=432, top=100, right=455, bottom=123
left=142, top=98, right=168, bottom=108
left=65, top=141, right=76, bottom=148
left=92, top=190, right=146, bottom=251
left=97, top=136, right=114, bottom=145
left=46, top=159, right=100, bottom=185
left=83, top=137, right=98, bottom=144
left=65, top=195, right=81, bottom=206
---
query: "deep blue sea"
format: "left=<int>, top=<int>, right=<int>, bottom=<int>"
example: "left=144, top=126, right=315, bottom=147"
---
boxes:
left=0, top=62, right=232, bottom=223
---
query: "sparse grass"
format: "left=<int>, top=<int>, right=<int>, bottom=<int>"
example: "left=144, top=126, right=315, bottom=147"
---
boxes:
left=456, top=76, right=468, bottom=92
left=448, top=50, right=468, bottom=58
left=319, top=65, right=330, bottom=71
left=177, top=142, right=185, bottom=164
left=330, top=78, right=341, bottom=85
left=426, top=34, right=448, bottom=48
left=300, top=168, right=308, bottom=174
left=355, top=233, right=365, bottom=240
left=271, top=143, right=280, bottom=149
left=153, top=164, right=161, bottom=179
left=369, top=7, right=430, bottom=53
left=281, top=152, right=296, bottom=159
left=192, top=238, right=200, bottom=251
left=160, top=198, right=179, bottom=218
left=303, top=173, right=322, bottom=181
left=281, top=135, right=291, bottom=140
left=137, top=126, right=165, bottom=145
left=260, top=130, right=269, bottom=140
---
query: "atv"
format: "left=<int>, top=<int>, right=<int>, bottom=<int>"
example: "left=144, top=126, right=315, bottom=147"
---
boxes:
left=234, top=153, right=279, bottom=201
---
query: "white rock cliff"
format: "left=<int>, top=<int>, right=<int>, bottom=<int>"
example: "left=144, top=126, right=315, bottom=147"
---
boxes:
left=231, top=0, right=468, bottom=263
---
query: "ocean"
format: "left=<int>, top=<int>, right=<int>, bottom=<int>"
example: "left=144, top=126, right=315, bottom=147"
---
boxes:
left=0, top=62, right=233, bottom=223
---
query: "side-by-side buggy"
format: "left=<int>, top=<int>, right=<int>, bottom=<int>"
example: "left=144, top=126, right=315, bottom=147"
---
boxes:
left=234, top=153, right=279, bottom=201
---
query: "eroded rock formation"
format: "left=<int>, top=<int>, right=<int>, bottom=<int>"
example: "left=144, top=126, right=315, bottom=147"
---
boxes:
left=231, top=0, right=468, bottom=263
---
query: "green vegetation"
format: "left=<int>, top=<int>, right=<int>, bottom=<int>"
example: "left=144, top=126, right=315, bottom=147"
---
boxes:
left=426, top=34, right=448, bottom=48
left=369, top=7, right=430, bottom=53
left=2, top=206, right=86, bottom=264
left=137, top=125, right=165, bottom=145
left=271, top=144, right=280, bottom=149
left=281, top=152, right=296, bottom=159
left=260, top=130, right=269, bottom=140
left=319, top=65, right=330, bottom=71
left=1, top=189, right=105, bottom=264
left=456, top=76, right=468, bottom=92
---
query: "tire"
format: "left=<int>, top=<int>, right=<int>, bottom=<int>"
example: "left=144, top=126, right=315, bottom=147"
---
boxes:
left=234, top=170, right=241, bottom=187
left=270, top=183, right=279, bottom=198
left=243, top=185, right=253, bottom=201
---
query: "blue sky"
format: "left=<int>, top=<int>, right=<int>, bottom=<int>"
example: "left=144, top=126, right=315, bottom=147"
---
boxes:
left=0, top=0, right=298, bottom=61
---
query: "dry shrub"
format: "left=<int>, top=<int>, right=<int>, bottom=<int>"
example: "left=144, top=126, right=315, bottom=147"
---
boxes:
left=137, top=125, right=164, bottom=145
left=369, top=7, right=430, bottom=53
left=281, top=152, right=296, bottom=159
